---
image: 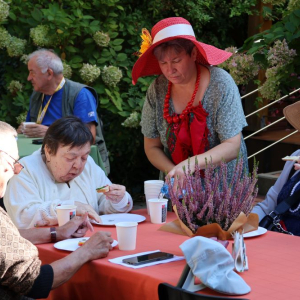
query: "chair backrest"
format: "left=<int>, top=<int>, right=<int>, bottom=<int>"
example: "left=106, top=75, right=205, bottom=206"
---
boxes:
left=158, top=283, right=250, bottom=300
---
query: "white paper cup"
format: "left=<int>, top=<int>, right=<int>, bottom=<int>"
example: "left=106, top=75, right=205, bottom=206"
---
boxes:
left=23, top=122, right=36, bottom=128
left=56, top=205, right=76, bottom=226
left=145, top=192, right=162, bottom=215
left=148, top=198, right=168, bottom=224
left=144, top=180, right=164, bottom=185
left=115, top=222, right=138, bottom=251
left=144, top=180, right=164, bottom=215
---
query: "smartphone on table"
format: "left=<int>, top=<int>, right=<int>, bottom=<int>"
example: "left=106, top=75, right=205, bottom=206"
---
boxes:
left=122, top=252, right=174, bottom=266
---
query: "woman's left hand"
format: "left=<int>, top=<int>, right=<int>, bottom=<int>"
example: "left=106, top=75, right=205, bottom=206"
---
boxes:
left=167, top=160, right=192, bottom=189
left=75, top=201, right=100, bottom=223
left=105, top=184, right=126, bottom=204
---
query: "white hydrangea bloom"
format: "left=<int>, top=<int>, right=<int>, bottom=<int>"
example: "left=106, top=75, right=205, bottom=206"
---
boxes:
left=0, top=0, right=9, bottom=23
left=93, top=31, right=110, bottom=47
left=7, top=36, right=27, bottom=57
left=20, top=54, right=29, bottom=64
left=62, top=61, right=72, bottom=79
left=79, top=63, right=101, bottom=83
left=0, top=26, right=11, bottom=49
left=16, top=111, right=27, bottom=125
left=30, top=25, right=58, bottom=47
left=122, top=111, right=140, bottom=128
left=7, top=80, right=23, bottom=94
left=101, top=65, right=122, bottom=87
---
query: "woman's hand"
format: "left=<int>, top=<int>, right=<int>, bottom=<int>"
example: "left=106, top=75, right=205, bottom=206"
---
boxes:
left=56, top=212, right=93, bottom=240
left=81, top=231, right=113, bottom=260
left=294, top=158, right=300, bottom=171
left=104, top=184, right=126, bottom=204
left=75, top=201, right=100, bottom=223
left=167, top=159, right=193, bottom=190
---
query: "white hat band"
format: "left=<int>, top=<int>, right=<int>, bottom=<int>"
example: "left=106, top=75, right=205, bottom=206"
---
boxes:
left=153, top=24, right=195, bottom=44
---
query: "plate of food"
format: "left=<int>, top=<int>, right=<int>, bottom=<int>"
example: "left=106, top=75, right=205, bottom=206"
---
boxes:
left=91, top=213, right=146, bottom=226
left=282, top=156, right=300, bottom=162
left=243, top=226, right=267, bottom=238
left=54, top=237, right=118, bottom=251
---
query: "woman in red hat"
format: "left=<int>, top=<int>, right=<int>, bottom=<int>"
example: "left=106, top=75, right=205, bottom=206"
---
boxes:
left=132, top=17, right=248, bottom=183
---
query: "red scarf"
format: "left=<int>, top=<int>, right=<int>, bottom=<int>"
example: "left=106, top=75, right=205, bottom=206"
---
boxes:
left=166, top=104, right=209, bottom=165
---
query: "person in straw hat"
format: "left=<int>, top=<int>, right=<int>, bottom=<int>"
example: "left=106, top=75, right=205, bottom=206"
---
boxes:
left=252, top=101, right=300, bottom=235
left=132, top=17, right=248, bottom=184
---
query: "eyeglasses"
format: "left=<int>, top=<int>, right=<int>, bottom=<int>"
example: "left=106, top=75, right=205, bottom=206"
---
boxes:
left=0, top=150, right=24, bottom=174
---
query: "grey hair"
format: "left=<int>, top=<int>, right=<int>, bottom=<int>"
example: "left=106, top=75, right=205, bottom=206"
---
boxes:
left=28, top=49, right=63, bottom=75
left=0, top=122, right=17, bottom=160
left=0, top=121, right=17, bottom=138
left=153, top=39, right=195, bottom=61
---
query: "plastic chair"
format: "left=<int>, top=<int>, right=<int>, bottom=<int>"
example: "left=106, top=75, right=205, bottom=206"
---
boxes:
left=158, top=264, right=249, bottom=300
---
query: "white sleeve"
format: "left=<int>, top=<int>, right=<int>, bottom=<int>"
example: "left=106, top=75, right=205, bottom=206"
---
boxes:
left=4, top=167, right=70, bottom=229
left=98, top=192, right=133, bottom=215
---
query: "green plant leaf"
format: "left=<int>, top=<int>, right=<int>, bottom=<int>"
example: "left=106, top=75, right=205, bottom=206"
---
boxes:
left=112, top=39, right=124, bottom=45
left=69, top=56, right=83, bottom=63
left=117, top=53, right=127, bottom=61
left=84, top=38, right=94, bottom=44
left=285, top=22, right=296, bottom=33
left=31, top=7, right=43, bottom=22
left=118, top=111, right=130, bottom=117
left=114, top=45, right=122, bottom=51
left=66, top=46, right=77, bottom=53
left=9, top=11, right=17, bottom=21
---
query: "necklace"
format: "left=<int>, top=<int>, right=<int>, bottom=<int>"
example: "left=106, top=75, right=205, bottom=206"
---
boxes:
left=163, top=64, right=201, bottom=124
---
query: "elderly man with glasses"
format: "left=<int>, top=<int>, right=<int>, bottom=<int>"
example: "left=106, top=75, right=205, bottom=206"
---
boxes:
left=0, top=121, right=114, bottom=300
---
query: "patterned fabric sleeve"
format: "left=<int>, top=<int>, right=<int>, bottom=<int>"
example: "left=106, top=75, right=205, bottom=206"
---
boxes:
left=140, top=76, right=167, bottom=139
left=0, top=208, right=41, bottom=299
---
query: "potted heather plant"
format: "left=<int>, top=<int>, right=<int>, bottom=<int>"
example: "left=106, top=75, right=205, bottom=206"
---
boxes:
left=165, top=157, right=259, bottom=239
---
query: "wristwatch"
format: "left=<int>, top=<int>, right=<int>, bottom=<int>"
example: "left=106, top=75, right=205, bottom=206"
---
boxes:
left=50, top=227, right=57, bottom=243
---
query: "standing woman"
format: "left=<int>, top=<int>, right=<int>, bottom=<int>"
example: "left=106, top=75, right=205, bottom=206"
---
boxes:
left=132, top=17, right=248, bottom=183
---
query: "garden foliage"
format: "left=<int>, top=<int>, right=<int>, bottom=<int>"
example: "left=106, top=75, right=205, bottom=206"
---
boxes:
left=0, top=0, right=260, bottom=192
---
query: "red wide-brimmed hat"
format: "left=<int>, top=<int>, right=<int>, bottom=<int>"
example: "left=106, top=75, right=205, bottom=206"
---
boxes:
left=132, top=17, right=232, bottom=85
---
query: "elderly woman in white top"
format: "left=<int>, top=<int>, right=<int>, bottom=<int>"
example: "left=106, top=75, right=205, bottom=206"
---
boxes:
left=4, top=116, right=133, bottom=229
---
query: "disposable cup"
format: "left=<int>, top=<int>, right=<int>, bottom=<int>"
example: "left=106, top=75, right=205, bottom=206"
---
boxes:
left=56, top=205, right=76, bottom=226
left=145, top=192, right=162, bottom=215
left=144, top=180, right=164, bottom=215
left=145, top=187, right=163, bottom=193
left=115, top=222, right=138, bottom=250
left=144, top=180, right=164, bottom=186
left=148, top=198, right=168, bottom=224
left=23, top=122, right=36, bottom=128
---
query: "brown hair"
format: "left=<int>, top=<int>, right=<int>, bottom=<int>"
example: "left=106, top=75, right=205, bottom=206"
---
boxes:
left=153, top=38, right=195, bottom=61
left=41, top=116, right=93, bottom=155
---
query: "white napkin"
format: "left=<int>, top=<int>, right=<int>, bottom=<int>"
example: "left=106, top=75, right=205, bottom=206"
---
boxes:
left=109, top=250, right=184, bottom=269
left=231, top=231, right=248, bottom=272
left=180, top=237, right=251, bottom=295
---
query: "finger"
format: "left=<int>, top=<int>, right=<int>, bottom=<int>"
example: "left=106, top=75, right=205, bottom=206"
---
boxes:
left=81, top=212, right=89, bottom=221
left=71, top=232, right=85, bottom=238
left=88, top=211, right=101, bottom=223
left=85, top=218, right=94, bottom=232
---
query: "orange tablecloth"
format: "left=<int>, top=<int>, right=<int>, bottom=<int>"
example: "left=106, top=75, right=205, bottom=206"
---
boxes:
left=37, top=209, right=300, bottom=300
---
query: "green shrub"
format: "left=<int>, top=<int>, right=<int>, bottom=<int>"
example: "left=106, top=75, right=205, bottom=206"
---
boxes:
left=0, top=0, right=254, bottom=197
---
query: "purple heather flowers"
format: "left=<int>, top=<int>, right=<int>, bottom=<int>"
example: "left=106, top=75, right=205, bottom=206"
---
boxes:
left=166, top=157, right=258, bottom=233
